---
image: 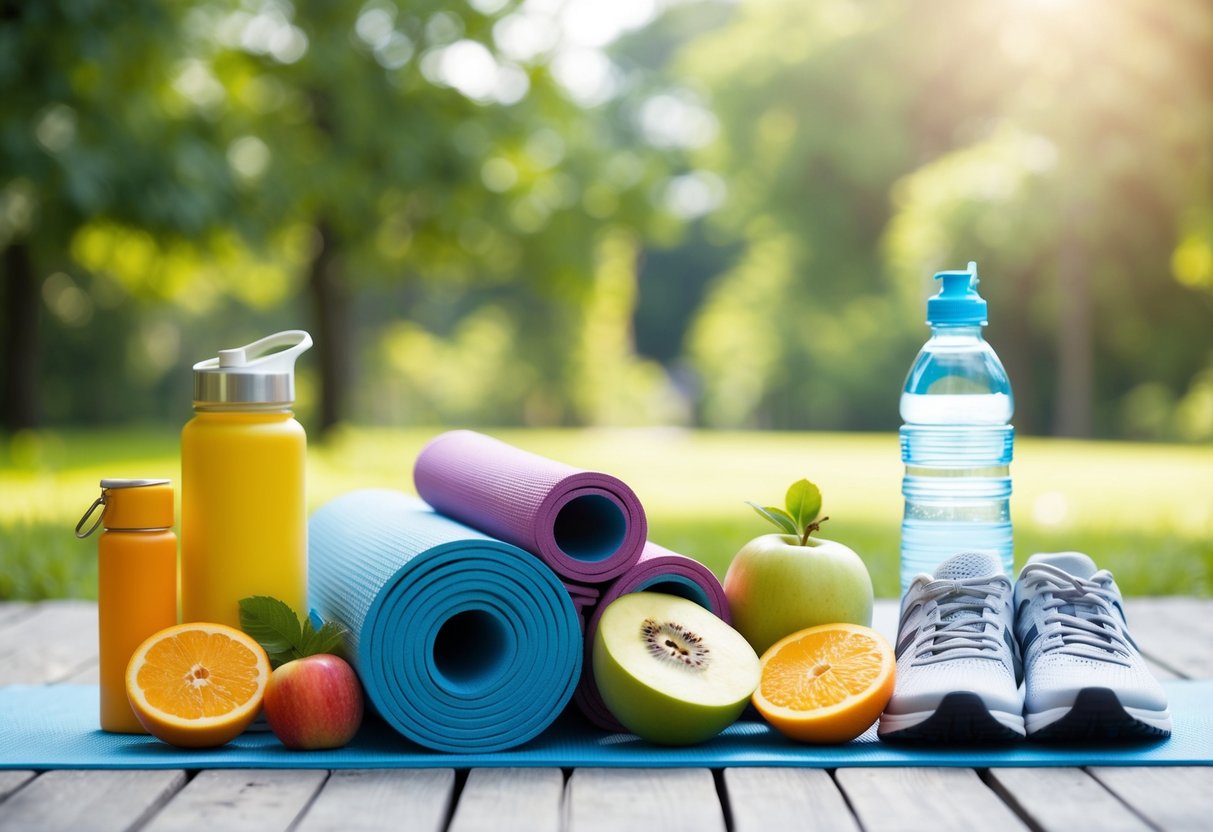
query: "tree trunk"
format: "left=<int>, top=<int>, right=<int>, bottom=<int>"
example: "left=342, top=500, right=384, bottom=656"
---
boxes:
left=1053, top=222, right=1094, bottom=437
left=1000, top=263, right=1036, bottom=436
left=1, top=242, right=39, bottom=431
left=307, top=219, right=349, bottom=435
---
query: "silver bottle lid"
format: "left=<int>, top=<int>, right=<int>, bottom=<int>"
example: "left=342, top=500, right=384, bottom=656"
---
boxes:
left=193, top=330, right=312, bottom=407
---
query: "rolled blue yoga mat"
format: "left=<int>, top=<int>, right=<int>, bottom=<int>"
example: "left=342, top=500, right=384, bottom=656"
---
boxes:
left=308, top=489, right=581, bottom=753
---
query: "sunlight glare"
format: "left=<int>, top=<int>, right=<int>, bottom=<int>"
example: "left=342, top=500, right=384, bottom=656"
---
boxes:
left=551, top=48, right=620, bottom=107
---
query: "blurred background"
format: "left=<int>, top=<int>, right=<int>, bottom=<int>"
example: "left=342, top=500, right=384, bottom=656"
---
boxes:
left=2, top=0, right=1211, bottom=598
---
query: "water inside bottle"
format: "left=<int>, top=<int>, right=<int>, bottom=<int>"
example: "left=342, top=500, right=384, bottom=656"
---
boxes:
left=900, top=392, right=1013, bottom=425
left=900, top=515, right=1013, bottom=589
left=898, top=420, right=1014, bottom=590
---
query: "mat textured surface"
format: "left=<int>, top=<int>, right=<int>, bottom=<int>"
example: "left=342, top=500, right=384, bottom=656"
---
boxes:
left=414, top=430, right=647, bottom=583
left=308, top=490, right=581, bottom=752
left=2, top=680, right=1208, bottom=769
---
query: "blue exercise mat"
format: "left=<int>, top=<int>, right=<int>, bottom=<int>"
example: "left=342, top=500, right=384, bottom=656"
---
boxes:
left=1, top=680, right=1209, bottom=769
left=307, top=490, right=581, bottom=753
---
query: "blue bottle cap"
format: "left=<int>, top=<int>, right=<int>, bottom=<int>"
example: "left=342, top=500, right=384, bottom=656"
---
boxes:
left=927, top=261, right=988, bottom=325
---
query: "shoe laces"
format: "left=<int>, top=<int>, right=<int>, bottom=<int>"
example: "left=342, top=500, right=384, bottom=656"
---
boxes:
left=1020, top=564, right=1132, bottom=666
left=905, top=576, right=1012, bottom=666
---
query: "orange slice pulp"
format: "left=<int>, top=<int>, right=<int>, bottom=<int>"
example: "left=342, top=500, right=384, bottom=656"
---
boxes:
left=125, top=622, right=271, bottom=748
left=752, top=622, right=895, bottom=743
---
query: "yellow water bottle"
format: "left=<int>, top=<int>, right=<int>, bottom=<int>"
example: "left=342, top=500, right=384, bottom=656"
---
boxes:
left=181, top=330, right=312, bottom=628
left=76, top=478, right=177, bottom=733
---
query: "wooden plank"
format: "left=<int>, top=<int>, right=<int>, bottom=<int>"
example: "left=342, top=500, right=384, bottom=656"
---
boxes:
left=61, top=657, right=100, bottom=684
left=0, top=601, right=98, bottom=685
left=0, top=770, right=35, bottom=802
left=835, top=767, right=1028, bottom=832
left=0, top=602, right=33, bottom=630
left=449, top=768, right=563, bottom=832
left=723, top=767, right=860, bottom=832
left=1122, top=599, right=1213, bottom=679
left=142, top=769, right=328, bottom=832
left=564, top=768, right=726, bottom=832
left=0, top=769, right=185, bottom=831
left=1141, top=655, right=1181, bottom=681
left=1088, top=766, right=1213, bottom=831
left=293, top=769, right=455, bottom=832
left=872, top=599, right=900, bottom=643
left=986, top=768, right=1150, bottom=832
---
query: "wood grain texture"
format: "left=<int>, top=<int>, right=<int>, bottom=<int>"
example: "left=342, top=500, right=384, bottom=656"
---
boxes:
left=0, top=770, right=35, bottom=802
left=723, top=767, right=860, bottom=832
left=836, top=767, right=1029, bottom=832
left=986, top=767, right=1151, bottom=832
left=1088, top=766, right=1213, bottom=831
left=0, top=602, right=33, bottom=630
left=564, top=768, right=726, bottom=832
left=293, top=769, right=455, bottom=832
left=141, top=769, right=327, bottom=832
left=449, top=768, right=563, bottom=832
left=872, top=599, right=899, bottom=643
left=0, top=601, right=98, bottom=685
left=0, top=769, right=185, bottom=832
left=60, top=657, right=100, bottom=684
left=1123, top=598, right=1213, bottom=679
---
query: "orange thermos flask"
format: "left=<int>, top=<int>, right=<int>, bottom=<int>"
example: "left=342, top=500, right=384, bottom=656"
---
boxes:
left=76, top=479, right=178, bottom=733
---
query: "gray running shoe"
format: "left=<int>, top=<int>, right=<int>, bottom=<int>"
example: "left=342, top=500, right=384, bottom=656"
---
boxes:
left=1014, top=552, right=1171, bottom=742
left=879, top=552, right=1025, bottom=744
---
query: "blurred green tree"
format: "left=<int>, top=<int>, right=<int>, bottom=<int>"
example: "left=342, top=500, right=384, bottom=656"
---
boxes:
left=672, top=0, right=1213, bottom=437
left=3, top=0, right=692, bottom=432
left=882, top=0, right=1213, bottom=438
left=179, top=0, right=686, bottom=432
left=678, top=0, right=924, bottom=430
left=0, top=0, right=240, bottom=430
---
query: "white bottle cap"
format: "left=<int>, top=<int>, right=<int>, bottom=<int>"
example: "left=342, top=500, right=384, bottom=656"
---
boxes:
left=192, top=330, right=312, bottom=407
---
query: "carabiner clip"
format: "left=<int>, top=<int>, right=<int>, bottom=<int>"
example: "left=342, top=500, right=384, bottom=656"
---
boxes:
left=75, top=492, right=107, bottom=539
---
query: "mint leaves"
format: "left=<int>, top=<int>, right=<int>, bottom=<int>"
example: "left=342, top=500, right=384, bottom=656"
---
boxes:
left=747, top=478, right=830, bottom=546
left=238, top=595, right=347, bottom=669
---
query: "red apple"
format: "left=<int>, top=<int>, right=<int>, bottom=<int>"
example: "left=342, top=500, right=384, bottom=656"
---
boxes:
left=263, top=654, right=364, bottom=750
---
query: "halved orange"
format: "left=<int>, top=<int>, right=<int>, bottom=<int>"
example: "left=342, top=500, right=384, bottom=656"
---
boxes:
left=125, top=622, right=271, bottom=748
left=752, top=622, right=895, bottom=744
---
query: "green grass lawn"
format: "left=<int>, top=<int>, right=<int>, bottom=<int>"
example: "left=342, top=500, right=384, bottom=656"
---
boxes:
left=2, top=427, right=1211, bottom=599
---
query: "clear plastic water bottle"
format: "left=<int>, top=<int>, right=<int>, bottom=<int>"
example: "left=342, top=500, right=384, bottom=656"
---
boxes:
left=899, top=261, right=1013, bottom=591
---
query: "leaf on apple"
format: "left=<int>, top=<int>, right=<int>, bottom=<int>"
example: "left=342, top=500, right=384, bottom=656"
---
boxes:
left=785, top=479, right=822, bottom=535
left=239, top=595, right=348, bottom=669
left=748, top=478, right=829, bottom=546
left=747, top=502, right=797, bottom=535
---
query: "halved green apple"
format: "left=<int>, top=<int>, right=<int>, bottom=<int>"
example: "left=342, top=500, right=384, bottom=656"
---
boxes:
left=592, top=592, right=760, bottom=745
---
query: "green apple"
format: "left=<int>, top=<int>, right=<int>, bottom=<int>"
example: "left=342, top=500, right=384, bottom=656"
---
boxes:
left=592, top=592, right=760, bottom=745
left=725, top=534, right=874, bottom=656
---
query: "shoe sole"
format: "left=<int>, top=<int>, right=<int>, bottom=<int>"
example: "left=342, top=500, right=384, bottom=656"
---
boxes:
left=1027, top=687, right=1173, bottom=743
left=879, top=692, right=1026, bottom=745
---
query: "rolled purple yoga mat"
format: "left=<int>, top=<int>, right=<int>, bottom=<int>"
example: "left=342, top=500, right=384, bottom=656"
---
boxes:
left=414, top=430, right=648, bottom=584
left=566, top=583, right=600, bottom=632
left=574, top=541, right=731, bottom=731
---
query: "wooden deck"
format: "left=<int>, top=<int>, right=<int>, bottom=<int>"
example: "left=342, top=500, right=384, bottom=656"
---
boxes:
left=1, top=598, right=1210, bottom=831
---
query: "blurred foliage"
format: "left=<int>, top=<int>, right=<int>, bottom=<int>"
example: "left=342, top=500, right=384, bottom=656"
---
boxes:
left=1, top=0, right=1212, bottom=440
left=679, top=0, right=1213, bottom=437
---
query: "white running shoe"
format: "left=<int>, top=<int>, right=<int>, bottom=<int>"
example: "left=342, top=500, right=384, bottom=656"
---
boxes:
left=879, top=552, right=1025, bottom=744
left=1014, top=552, right=1172, bottom=742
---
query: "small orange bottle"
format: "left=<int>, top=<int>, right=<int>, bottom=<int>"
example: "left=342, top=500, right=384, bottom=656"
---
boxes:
left=76, top=479, right=178, bottom=733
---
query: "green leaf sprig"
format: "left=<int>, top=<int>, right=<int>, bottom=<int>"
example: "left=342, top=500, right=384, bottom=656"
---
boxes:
left=239, top=595, right=347, bottom=669
left=747, top=478, right=830, bottom=546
